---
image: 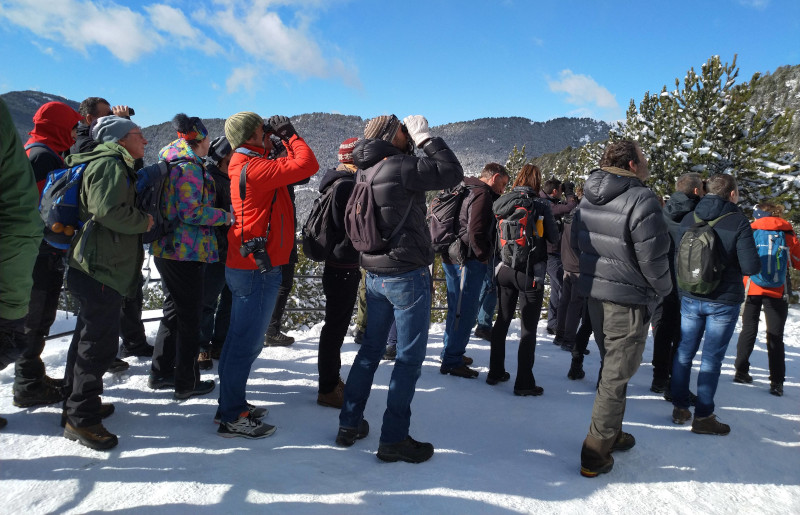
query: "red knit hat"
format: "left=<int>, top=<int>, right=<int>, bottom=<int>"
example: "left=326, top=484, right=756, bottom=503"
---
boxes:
left=338, top=137, right=358, bottom=164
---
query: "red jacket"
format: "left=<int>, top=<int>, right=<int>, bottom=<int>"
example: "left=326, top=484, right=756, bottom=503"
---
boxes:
left=24, top=101, right=81, bottom=195
left=743, top=216, right=800, bottom=298
left=226, top=135, right=318, bottom=270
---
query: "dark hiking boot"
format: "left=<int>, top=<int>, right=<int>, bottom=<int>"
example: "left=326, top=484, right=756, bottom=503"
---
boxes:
left=560, top=342, right=575, bottom=352
left=0, top=416, right=6, bottom=430
left=107, top=358, right=130, bottom=373
left=440, top=364, right=479, bottom=379
left=377, top=436, right=434, bottom=463
left=611, top=431, right=635, bottom=452
left=514, top=385, right=544, bottom=396
left=486, top=371, right=510, bottom=386
left=672, top=407, right=692, bottom=425
left=317, top=379, right=345, bottom=409
left=336, top=419, right=370, bottom=447
left=353, top=329, right=365, bottom=345
left=61, top=403, right=115, bottom=428
left=383, top=345, right=397, bottom=360
left=473, top=326, right=491, bottom=341
left=770, top=383, right=784, bottom=397
left=197, top=352, right=213, bottom=370
left=580, top=436, right=614, bottom=478
left=119, top=341, right=154, bottom=358
left=13, top=382, right=65, bottom=407
left=650, top=378, right=669, bottom=394
left=174, top=379, right=215, bottom=401
left=64, top=422, right=118, bottom=450
left=567, top=362, right=585, bottom=380
left=734, top=371, right=753, bottom=384
left=691, top=414, right=730, bottom=435
left=43, top=375, right=65, bottom=390
left=148, top=374, right=175, bottom=390
left=462, top=355, right=474, bottom=366
left=265, top=331, right=294, bottom=347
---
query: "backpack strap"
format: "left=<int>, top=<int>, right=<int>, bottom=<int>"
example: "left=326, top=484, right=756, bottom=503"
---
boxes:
left=24, top=142, right=64, bottom=166
left=695, top=211, right=734, bottom=227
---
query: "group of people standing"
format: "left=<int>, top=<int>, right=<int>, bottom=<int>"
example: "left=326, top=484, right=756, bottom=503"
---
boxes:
left=0, top=98, right=797, bottom=475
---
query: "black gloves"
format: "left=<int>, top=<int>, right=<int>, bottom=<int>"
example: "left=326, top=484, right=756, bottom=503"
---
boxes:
left=562, top=181, right=575, bottom=197
left=267, top=115, right=297, bottom=141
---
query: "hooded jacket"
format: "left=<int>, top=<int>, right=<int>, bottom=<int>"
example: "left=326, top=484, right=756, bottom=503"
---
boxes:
left=65, top=142, right=150, bottom=297
left=25, top=101, right=81, bottom=195
left=573, top=167, right=672, bottom=305
left=226, top=134, right=319, bottom=270
left=351, top=137, right=464, bottom=274
left=662, top=191, right=702, bottom=284
left=318, top=164, right=358, bottom=266
left=151, top=138, right=228, bottom=262
left=742, top=216, right=800, bottom=298
left=676, top=194, right=760, bottom=305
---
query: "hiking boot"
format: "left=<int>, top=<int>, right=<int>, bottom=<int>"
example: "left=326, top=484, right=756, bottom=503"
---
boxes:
left=377, top=436, right=434, bottom=463
left=148, top=374, right=175, bottom=390
left=218, top=411, right=276, bottom=439
left=61, top=403, right=115, bottom=428
left=107, top=358, right=130, bottom=373
left=462, top=355, right=474, bottom=366
left=13, top=382, right=65, bottom=407
left=383, top=345, right=397, bottom=360
left=336, top=419, right=369, bottom=447
left=567, top=362, right=585, bottom=380
left=0, top=417, right=6, bottom=430
left=691, top=414, right=730, bottom=435
left=440, top=364, right=479, bottom=379
left=580, top=436, right=614, bottom=478
left=560, top=341, right=574, bottom=352
left=174, top=379, right=215, bottom=401
left=317, top=379, right=345, bottom=409
left=547, top=328, right=556, bottom=336
left=64, top=422, right=118, bottom=450
left=265, top=331, right=294, bottom=347
left=119, top=341, right=153, bottom=358
left=611, top=431, right=635, bottom=452
left=43, top=375, right=65, bottom=389
left=197, top=352, right=213, bottom=370
left=770, top=383, right=784, bottom=397
left=514, top=385, right=544, bottom=396
left=486, top=371, right=510, bottom=385
left=650, top=378, right=669, bottom=394
left=353, top=329, right=365, bottom=345
left=473, top=326, right=492, bottom=341
left=214, top=403, right=268, bottom=424
left=672, top=407, right=692, bottom=425
left=734, top=371, right=753, bottom=384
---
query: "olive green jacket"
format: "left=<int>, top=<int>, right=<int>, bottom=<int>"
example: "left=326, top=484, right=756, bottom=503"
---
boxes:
left=65, top=142, right=149, bottom=297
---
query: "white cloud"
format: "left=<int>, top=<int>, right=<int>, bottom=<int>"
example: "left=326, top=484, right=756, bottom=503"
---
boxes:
left=737, top=0, right=770, bottom=9
left=144, top=4, right=224, bottom=55
left=226, top=65, right=259, bottom=93
left=547, top=69, right=619, bottom=110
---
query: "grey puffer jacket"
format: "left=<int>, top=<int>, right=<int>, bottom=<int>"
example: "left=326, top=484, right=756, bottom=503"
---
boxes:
left=352, top=137, right=463, bottom=274
left=573, top=167, right=672, bottom=305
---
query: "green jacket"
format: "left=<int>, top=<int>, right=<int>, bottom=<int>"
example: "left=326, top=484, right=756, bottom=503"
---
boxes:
left=0, top=98, right=43, bottom=320
left=65, top=143, right=149, bottom=297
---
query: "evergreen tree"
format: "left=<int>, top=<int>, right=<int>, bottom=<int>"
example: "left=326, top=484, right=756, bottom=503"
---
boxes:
left=505, top=144, right=528, bottom=184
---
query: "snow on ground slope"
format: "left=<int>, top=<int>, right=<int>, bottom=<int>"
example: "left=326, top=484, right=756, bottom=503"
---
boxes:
left=1, top=306, right=799, bottom=514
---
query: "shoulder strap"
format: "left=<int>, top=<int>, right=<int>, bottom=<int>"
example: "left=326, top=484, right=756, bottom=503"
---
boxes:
left=25, top=142, right=64, bottom=165
left=708, top=212, right=734, bottom=227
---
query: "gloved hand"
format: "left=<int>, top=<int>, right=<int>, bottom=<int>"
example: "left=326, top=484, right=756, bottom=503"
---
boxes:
left=562, top=181, right=576, bottom=197
left=403, top=115, right=432, bottom=148
left=267, top=115, right=297, bottom=141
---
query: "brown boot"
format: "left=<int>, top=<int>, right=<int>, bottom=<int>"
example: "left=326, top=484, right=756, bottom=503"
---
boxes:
left=580, top=435, right=614, bottom=477
left=64, top=422, right=118, bottom=450
left=317, top=379, right=345, bottom=408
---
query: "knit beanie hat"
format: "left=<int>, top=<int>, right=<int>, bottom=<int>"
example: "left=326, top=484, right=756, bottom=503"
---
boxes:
left=92, top=115, right=137, bottom=143
left=337, top=137, right=358, bottom=164
left=207, top=136, right=232, bottom=165
left=225, top=112, right=263, bottom=149
left=364, top=115, right=401, bottom=142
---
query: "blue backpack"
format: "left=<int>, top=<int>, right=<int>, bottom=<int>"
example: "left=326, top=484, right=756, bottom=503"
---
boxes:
left=751, top=229, right=789, bottom=288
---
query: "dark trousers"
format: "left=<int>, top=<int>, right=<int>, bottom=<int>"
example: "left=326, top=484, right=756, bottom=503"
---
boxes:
left=0, top=317, right=26, bottom=371
left=16, top=244, right=65, bottom=391
left=735, top=294, right=788, bottom=384
left=152, top=258, right=205, bottom=392
left=267, top=263, right=295, bottom=336
left=650, top=289, right=681, bottom=383
left=318, top=265, right=360, bottom=393
left=545, top=253, right=563, bottom=333
left=571, top=303, right=594, bottom=365
left=557, top=271, right=584, bottom=346
left=64, top=268, right=121, bottom=427
left=119, top=274, right=147, bottom=349
left=201, top=260, right=232, bottom=352
left=490, top=266, right=544, bottom=390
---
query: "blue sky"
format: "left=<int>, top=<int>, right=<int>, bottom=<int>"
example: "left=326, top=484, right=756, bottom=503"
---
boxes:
left=1, top=0, right=798, bottom=129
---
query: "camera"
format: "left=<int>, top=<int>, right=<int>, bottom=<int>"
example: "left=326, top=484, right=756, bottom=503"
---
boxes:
left=128, top=107, right=135, bottom=116
left=240, top=237, right=272, bottom=273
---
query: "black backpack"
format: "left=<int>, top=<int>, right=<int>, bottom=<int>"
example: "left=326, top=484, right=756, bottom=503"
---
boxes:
left=493, top=191, right=547, bottom=277
left=302, top=176, right=353, bottom=262
left=134, top=159, right=187, bottom=244
left=427, top=182, right=470, bottom=257
left=676, top=212, right=733, bottom=295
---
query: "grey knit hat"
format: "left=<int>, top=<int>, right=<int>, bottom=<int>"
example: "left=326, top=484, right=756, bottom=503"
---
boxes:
left=92, top=115, right=137, bottom=143
left=364, top=114, right=401, bottom=142
left=225, top=111, right=263, bottom=149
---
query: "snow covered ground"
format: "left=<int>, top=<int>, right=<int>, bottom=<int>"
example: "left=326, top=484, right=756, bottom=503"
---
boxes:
left=1, top=306, right=799, bottom=514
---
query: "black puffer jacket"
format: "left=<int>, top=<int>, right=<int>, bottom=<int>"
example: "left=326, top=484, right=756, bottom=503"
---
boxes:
left=318, top=165, right=358, bottom=266
left=352, top=137, right=463, bottom=274
left=676, top=194, right=760, bottom=305
left=573, top=167, right=672, bottom=305
left=206, top=161, right=231, bottom=261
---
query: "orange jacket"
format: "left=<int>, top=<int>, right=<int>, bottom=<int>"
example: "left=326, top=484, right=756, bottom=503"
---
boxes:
left=743, top=216, right=800, bottom=298
left=226, top=135, right=318, bottom=270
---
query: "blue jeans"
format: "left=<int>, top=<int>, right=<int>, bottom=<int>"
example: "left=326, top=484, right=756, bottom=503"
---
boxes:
left=476, top=263, right=497, bottom=331
left=441, top=260, right=487, bottom=368
left=671, top=297, right=740, bottom=418
left=217, top=266, right=281, bottom=423
left=340, top=267, right=431, bottom=444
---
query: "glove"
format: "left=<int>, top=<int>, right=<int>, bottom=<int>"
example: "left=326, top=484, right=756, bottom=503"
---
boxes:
left=403, top=115, right=432, bottom=148
left=267, top=115, right=297, bottom=141
left=562, top=181, right=575, bottom=197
